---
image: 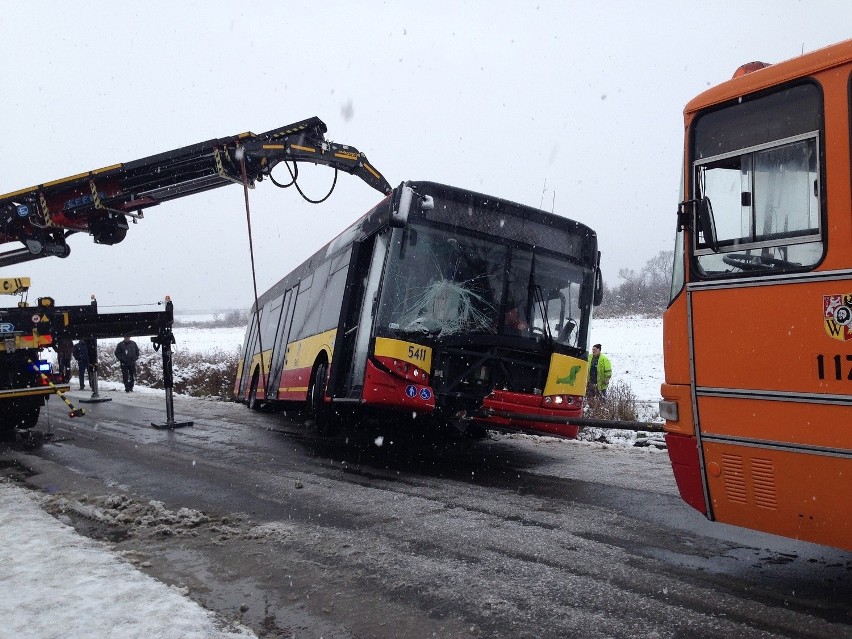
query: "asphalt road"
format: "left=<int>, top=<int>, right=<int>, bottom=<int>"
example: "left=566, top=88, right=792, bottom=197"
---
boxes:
left=2, top=389, right=851, bottom=638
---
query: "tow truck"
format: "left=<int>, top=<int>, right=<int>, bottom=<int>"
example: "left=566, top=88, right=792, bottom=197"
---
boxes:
left=1, top=278, right=178, bottom=434
left=1, top=277, right=72, bottom=431
left=0, top=117, right=391, bottom=437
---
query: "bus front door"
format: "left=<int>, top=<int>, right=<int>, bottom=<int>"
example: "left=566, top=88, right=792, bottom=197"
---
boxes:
left=329, top=233, right=388, bottom=399
left=688, top=277, right=852, bottom=550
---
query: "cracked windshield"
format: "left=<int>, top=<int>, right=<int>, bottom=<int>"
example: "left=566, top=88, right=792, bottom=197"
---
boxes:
left=377, top=224, right=589, bottom=349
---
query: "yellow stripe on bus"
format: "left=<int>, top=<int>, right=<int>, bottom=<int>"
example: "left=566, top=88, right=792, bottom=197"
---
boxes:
left=374, top=337, right=432, bottom=371
left=283, top=329, right=337, bottom=371
left=249, top=349, right=273, bottom=375
left=279, top=386, right=309, bottom=393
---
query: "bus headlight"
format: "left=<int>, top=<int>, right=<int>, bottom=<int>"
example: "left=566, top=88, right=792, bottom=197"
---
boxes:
left=543, top=395, right=577, bottom=407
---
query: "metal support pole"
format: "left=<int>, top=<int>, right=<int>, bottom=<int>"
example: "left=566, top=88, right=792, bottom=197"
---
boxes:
left=78, top=297, right=111, bottom=404
left=152, top=300, right=192, bottom=429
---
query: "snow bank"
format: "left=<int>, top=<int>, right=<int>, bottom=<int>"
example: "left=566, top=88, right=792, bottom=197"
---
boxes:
left=0, top=479, right=255, bottom=639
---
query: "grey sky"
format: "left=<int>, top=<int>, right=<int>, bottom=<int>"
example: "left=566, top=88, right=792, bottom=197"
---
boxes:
left=1, top=2, right=849, bottom=310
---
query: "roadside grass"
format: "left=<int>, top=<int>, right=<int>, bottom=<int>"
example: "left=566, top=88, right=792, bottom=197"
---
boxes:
left=584, top=381, right=640, bottom=421
left=580, top=381, right=665, bottom=448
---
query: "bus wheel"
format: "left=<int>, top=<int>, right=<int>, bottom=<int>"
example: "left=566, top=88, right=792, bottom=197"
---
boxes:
left=309, top=360, right=334, bottom=436
left=248, top=369, right=263, bottom=411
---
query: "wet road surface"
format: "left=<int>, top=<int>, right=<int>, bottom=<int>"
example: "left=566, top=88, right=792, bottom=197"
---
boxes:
left=2, top=389, right=851, bottom=638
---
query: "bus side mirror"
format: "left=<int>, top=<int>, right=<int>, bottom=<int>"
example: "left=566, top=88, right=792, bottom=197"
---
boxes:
left=391, top=185, right=414, bottom=228
left=697, top=196, right=718, bottom=251
left=593, top=267, right=603, bottom=306
left=391, top=185, right=433, bottom=227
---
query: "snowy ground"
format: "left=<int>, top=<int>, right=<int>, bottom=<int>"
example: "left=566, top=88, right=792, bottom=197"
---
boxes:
left=0, top=479, right=255, bottom=639
left=589, top=316, right=663, bottom=405
left=3, top=315, right=665, bottom=638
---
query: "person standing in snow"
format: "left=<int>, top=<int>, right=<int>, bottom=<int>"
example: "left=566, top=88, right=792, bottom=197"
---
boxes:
left=586, top=343, right=612, bottom=399
left=71, top=340, right=90, bottom=390
left=114, top=335, right=140, bottom=392
left=57, top=338, right=73, bottom=382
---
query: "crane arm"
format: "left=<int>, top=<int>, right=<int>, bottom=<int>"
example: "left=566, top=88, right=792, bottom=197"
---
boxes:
left=0, top=116, right=391, bottom=267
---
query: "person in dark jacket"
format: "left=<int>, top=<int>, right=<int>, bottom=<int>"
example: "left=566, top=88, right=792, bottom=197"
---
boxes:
left=71, top=340, right=90, bottom=390
left=114, top=335, right=140, bottom=392
left=57, top=338, right=73, bottom=382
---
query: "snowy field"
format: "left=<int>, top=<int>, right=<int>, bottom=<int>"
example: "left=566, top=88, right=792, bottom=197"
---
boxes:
left=93, top=325, right=245, bottom=356
left=589, top=316, right=663, bottom=403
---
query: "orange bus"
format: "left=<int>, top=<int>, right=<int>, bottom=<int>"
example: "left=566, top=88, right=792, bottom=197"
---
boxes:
left=661, top=40, right=852, bottom=551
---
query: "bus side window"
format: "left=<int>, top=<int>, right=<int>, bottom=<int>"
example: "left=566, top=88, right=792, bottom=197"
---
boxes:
left=319, top=253, right=351, bottom=332
left=260, top=294, right=284, bottom=353
left=290, top=275, right=313, bottom=342
left=300, top=261, right=331, bottom=338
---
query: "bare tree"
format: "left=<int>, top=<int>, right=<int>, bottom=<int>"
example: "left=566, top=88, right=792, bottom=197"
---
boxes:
left=597, top=251, right=673, bottom=317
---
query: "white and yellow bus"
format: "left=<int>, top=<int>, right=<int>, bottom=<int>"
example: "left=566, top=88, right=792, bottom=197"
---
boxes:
left=236, top=181, right=602, bottom=437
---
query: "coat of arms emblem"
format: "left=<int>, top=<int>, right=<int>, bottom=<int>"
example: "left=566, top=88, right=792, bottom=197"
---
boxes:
left=824, top=294, right=852, bottom=341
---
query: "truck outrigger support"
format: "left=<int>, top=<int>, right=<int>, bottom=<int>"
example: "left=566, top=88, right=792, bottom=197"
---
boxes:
left=55, top=297, right=191, bottom=428
left=151, top=323, right=192, bottom=430
left=3, top=293, right=192, bottom=431
left=77, top=343, right=112, bottom=405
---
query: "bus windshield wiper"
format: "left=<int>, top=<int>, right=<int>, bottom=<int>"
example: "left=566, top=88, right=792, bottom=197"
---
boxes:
left=532, top=285, right=553, bottom=343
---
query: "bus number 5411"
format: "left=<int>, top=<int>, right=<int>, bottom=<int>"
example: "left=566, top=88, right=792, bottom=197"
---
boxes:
left=408, top=345, right=427, bottom=362
left=816, top=354, right=852, bottom=380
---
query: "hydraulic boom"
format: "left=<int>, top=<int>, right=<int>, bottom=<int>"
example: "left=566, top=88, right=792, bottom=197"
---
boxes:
left=0, top=117, right=391, bottom=268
